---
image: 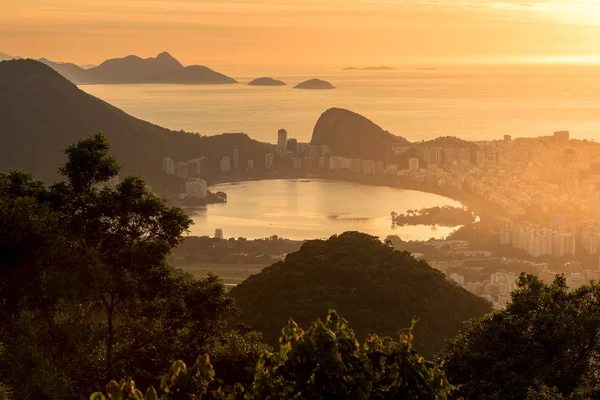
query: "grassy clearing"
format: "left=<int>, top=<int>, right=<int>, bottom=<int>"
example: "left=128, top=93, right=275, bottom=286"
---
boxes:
left=174, top=263, right=269, bottom=285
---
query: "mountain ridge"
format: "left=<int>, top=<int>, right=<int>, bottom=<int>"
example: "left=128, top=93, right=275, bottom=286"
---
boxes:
left=10, top=51, right=237, bottom=85
left=0, top=60, right=266, bottom=185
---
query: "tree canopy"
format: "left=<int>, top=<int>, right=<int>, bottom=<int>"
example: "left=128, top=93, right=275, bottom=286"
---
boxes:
left=231, top=232, right=492, bottom=357
left=0, top=132, right=236, bottom=399
left=441, top=273, right=600, bottom=400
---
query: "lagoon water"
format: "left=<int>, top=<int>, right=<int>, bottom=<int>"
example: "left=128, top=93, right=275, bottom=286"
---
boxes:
left=187, top=179, right=463, bottom=241
left=81, top=64, right=600, bottom=143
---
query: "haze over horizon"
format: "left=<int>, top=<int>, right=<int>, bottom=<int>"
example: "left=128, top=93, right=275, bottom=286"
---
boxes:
left=3, top=0, right=600, bottom=68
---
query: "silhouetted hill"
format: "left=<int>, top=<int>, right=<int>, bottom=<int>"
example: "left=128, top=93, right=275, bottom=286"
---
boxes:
left=231, top=232, right=492, bottom=356
left=82, top=52, right=236, bottom=84
left=294, top=79, right=335, bottom=90
left=248, top=77, right=286, bottom=86
left=363, top=66, right=394, bottom=70
left=149, top=65, right=237, bottom=84
left=417, top=136, right=477, bottom=149
left=39, top=58, right=97, bottom=84
left=0, top=60, right=268, bottom=185
left=311, top=108, right=409, bottom=161
left=86, top=51, right=183, bottom=83
left=343, top=66, right=394, bottom=71
left=0, top=52, right=14, bottom=61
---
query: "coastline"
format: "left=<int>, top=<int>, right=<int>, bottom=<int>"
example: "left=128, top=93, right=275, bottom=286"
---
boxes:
left=204, top=171, right=505, bottom=226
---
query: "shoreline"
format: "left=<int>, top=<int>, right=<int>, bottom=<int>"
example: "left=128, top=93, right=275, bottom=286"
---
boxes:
left=207, top=172, right=503, bottom=220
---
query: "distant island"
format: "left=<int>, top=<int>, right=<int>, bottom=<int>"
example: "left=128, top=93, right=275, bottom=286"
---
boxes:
left=343, top=66, right=394, bottom=71
left=248, top=77, right=286, bottom=86
left=16, top=51, right=237, bottom=85
left=294, top=79, right=335, bottom=90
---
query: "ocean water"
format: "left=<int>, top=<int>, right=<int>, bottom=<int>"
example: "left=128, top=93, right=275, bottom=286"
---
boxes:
left=188, top=179, right=464, bottom=241
left=80, top=64, right=600, bottom=143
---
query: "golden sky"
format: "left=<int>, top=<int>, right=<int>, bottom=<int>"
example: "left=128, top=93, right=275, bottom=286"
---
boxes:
left=2, top=0, right=600, bottom=67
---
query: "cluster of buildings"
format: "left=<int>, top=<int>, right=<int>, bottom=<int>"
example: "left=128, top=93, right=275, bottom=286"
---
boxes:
left=499, top=217, right=575, bottom=257
left=499, top=218, right=600, bottom=257
left=449, top=270, right=520, bottom=308
left=264, top=129, right=330, bottom=170
left=445, top=259, right=600, bottom=309
left=162, top=157, right=209, bottom=199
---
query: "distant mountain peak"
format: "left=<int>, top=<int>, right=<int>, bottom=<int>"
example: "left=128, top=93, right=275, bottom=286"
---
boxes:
left=157, top=51, right=175, bottom=59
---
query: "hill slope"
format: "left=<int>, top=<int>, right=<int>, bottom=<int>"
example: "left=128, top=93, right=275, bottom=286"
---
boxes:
left=39, top=58, right=97, bottom=84
left=0, top=53, right=14, bottom=61
left=0, top=60, right=267, bottom=184
left=294, top=79, right=335, bottom=90
left=85, top=52, right=236, bottom=84
left=248, top=77, right=286, bottom=86
left=230, top=232, right=492, bottom=356
left=86, top=51, right=183, bottom=83
left=311, top=108, right=409, bottom=161
left=149, top=65, right=237, bottom=84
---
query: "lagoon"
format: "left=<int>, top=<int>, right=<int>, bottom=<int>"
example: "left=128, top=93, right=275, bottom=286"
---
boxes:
left=187, top=179, right=464, bottom=241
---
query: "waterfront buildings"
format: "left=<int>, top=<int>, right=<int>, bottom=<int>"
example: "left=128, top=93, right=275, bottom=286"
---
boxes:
left=162, top=157, right=175, bottom=174
left=277, top=129, right=288, bottom=147
left=265, top=153, right=275, bottom=169
left=233, top=149, right=239, bottom=169
left=185, top=178, right=208, bottom=199
left=220, top=157, right=231, bottom=172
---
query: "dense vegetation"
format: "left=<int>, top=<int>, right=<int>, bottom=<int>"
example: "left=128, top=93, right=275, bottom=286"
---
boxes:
left=0, top=133, right=242, bottom=399
left=4, top=133, right=600, bottom=399
left=230, top=232, right=492, bottom=356
left=0, top=60, right=269, bottom=185
left=442, top=274, right=600, bottom=399
left=89, top=311, right=454, bottom=399
left=391, top=206, right=475, bottom=227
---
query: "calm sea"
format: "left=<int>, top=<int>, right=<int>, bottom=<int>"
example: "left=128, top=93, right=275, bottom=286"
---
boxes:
left=80, top=64, right=600, bottom=143
left=188, top=179, right=463, bottom=241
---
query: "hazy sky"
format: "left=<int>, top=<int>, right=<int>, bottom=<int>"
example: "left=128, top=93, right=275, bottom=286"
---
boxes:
left=2, top=0, right=600, bottom=67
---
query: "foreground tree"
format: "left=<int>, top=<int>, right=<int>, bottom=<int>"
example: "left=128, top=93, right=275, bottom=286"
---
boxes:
left=0, top=133, right=235, bottom=399
left=92, top=311, right=455, bottom=399
left=441, top=274, right=600, bottom=400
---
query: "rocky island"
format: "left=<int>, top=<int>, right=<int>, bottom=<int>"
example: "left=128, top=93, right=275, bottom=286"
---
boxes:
left=248, top=77, right=286, bottom=86
left=294, top=79, right=335, bottom=90
left=343, top=66, right=394, bottom=71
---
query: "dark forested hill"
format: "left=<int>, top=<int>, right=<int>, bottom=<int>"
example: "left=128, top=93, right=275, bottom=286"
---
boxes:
left=230, top=232, right=492, bottom=356
left=0, top=60, right=267, bottom=184
left=311, top=108, right=409, bottom=161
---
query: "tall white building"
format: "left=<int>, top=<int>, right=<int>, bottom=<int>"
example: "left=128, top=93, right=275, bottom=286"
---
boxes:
left=554, top=215, right=566, bottom=234
left=500, top=220, right=512, bottom=245
left=265, top=153, right=275, bottom=169
left=176, top=162, right=189, bottom=178
left=278, top=129, right=288, bottom=147
left=220, top=157, right=231, bottom=172
left=329, top=156, right=343, bottom=170
left=185, top=179, right=207, bottom=199
left=233, top=149, right=239, bottom=169
left=408, top=158, right=420, bottom=171
left=162, top=157, right=175, bottom=174
left=188, top=157, right=207, bottom=176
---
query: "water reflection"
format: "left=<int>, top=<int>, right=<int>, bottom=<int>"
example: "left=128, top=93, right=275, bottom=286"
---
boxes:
left=188, top=179, right=464, bottom=241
